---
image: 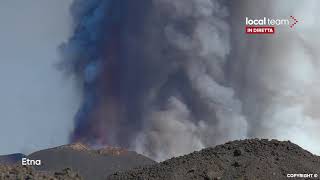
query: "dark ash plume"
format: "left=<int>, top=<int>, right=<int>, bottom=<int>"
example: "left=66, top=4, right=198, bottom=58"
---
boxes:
left=61, top=0, right=320, bottom=161
left=60, top=0, right=247, bottom=161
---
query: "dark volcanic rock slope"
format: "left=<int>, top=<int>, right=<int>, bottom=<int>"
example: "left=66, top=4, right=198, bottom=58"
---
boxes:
left=27, top=143, right=155, bottom=180
left=108, top=139, right=320, bottom=180
left=0, top=153, right=25, bottom=165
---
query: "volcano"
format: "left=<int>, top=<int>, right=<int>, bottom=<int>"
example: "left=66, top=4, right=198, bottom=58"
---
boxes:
left=1, top=139, right=319, bottom=180
left=26, top=143, right=155, bottom=180
left=0, top=153, right=25, bottom=165
left=108, top=139, right=320, bottom=180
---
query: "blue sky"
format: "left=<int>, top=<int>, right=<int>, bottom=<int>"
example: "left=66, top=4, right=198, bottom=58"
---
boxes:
left=0, top=0, right=80, bottom=155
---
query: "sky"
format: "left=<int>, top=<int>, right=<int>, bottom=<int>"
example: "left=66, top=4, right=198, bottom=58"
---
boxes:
left=0, top=0, right=80, bottom=155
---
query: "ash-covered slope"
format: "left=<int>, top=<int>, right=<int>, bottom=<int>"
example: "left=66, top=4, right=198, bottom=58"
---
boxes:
left=27, top=143, right=155, bottom=180
left=108, top=139, right=320, bottom=180
left=0, top=153, right=25, bottom=165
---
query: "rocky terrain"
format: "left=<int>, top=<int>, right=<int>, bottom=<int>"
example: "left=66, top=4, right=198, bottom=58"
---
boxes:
left=27, top=143, right=156, bottom=180
left=109, top=139, right=320, bottom=180
left=0, top=154, right=25, bottom=165
left=1, top=139, right=320, bottom=180
left=0, top=143, right=155, bottom=180
left=0, top=165, right=81, bottom=180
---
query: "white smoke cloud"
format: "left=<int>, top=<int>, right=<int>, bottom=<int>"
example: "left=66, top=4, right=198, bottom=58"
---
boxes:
left=135, top=97, right=205, bottom=160
left=134, top=0, right=320, bottom=160
left=60, top=0, right=320, bottom=162
left=133, top=0, right=248, bottom=161
left=230, top=0, right=320, bottom=155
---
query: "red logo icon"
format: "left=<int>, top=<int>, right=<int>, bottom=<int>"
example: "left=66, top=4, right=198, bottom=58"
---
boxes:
left=290, top=16, right=298, bottom=28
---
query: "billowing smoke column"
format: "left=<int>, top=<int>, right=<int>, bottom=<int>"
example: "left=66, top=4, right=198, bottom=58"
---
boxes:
left=61, top=0, right=320, bottom=161
left=60, top=0, right=127, bottom=146
left=61, top=0, right=247, bottom=160
left=230, top=0, right=320, bottom=157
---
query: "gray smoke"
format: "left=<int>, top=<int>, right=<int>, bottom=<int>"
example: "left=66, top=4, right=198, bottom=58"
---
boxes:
left=133, top=0, right=247, bottom=160
left=62, top=0, right=320, bottom=161
left=230, top=0, right=320, bottom=156
left=62, top=0, right=247, bottom=161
